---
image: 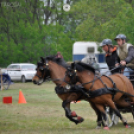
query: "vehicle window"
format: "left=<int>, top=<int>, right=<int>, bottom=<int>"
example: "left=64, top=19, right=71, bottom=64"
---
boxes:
left=99, top=64, right=108, bottom=69
left=7, top=65, right=13, bottom=69
left=87, top=47, right=95, bottom=53
left=12, top=65, right=20, bottom=70
left=7, top=65, right=20, bottom=70
left=21, top=65, right=36, bottom=70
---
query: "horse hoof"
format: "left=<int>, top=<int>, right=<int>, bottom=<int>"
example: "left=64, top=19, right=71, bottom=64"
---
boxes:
left=125, top=125, right=131, bottom=128
left=71, top=111, right=77, bottom=117
left=103, top=127, right=109, bottom=130
left=96, top=126, right=102, bottom=129
left=77, top=116, right=84, bottom=123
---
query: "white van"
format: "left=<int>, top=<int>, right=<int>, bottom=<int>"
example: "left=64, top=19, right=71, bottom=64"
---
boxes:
left=5, top=63, right=36, bottom=82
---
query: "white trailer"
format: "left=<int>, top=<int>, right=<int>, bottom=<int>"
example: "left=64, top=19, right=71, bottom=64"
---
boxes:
left=73, top=41, right=105, bottom=63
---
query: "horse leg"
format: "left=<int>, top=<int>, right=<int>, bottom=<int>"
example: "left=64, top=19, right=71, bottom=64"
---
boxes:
left=116, top=96, right=134, bottom=119
left=128, top=96, right=134, bottom=118
left=62, top=100, right=84, bottom=124
left=89, top=102, right=104, bottom=129
left=62, top=93, right=84, bottom=124
left=95, top=104, right=109, bottom=130
left=115, top=97, right=131, bottom=108
left=107, top=99, right=130, bottom=128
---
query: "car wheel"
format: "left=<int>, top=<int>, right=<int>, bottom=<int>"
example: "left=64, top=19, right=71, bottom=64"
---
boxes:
left=21, top=76, right=26, bottom=83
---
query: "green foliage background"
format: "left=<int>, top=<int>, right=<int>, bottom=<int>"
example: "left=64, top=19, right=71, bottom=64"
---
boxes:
left=0, top=0, right=134, bottom=66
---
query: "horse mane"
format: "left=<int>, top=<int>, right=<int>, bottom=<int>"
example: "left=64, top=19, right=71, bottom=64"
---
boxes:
left=45, top=55, right=69, bottom=69
left=75, top=62, right=95, bottom=74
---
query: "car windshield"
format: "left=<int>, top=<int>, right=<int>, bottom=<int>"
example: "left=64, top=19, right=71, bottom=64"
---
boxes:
left=21, top=65, right=36, bottom=70
left=7, top=65, right=13, bottom=69
left=99, top=63, right=108, bottom=69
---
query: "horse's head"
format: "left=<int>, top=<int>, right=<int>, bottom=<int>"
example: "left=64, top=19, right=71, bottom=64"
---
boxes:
left=66, top=61, right=96, bottom=84
left=32, top=57, right=50, bottom=85
left=33, top=56, right=76, bottom=87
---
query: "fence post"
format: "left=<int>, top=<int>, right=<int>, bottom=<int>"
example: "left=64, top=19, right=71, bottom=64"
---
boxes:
left=0, top=68, right=4, bottom=90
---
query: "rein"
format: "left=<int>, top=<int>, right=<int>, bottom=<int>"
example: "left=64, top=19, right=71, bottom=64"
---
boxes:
left=68, top=64, right=134, bottom=98
left=71, top=74, right=113, bottom=91
left=66, top=65, right=122, bottom=90
left=80, top=65, right=124, bottom=89
left=69, top=65, right=123, bottom=88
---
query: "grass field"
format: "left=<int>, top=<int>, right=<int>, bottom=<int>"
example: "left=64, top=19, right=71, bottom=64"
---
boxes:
left=0, top=82, right=134, bottom=134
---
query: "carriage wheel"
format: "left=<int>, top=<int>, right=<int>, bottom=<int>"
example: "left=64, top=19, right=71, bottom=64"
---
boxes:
left=2, top=76, right=10, bottom=90
left=106, top=107, right=119, bottom=127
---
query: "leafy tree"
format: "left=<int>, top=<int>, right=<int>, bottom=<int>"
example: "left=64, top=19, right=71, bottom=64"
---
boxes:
left=1, top=0, right=134, bottom=67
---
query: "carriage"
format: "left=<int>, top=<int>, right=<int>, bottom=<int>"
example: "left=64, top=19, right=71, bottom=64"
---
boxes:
left=0, top=73, right=13, bottom=90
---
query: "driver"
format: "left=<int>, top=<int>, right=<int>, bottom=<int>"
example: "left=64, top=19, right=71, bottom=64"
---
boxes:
left=100, top=39, right=120, bottom=74
left=114, top=34, right=134, bottom=78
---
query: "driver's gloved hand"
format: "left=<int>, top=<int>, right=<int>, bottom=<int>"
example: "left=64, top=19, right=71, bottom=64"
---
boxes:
left=120, top=64, right=126, bottom=69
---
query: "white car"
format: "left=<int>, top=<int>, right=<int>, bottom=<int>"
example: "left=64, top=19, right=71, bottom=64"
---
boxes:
left=93, top=63, right=111, bottom=76
left=5, top=63, right=36, bottom=82
left=99, top=63, right=111, bottom=76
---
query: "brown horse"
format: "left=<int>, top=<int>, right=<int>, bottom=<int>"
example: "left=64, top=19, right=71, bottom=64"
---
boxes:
left=68, top=62, right=134, bottom=129
left=32, top=56, right=105, bottom=128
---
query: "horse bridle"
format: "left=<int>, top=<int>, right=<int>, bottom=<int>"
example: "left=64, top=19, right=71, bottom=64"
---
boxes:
left=35, top=60, right=75, bottom=85
left=66, top=65, right=99, bottom=90
left=35, top=60, right=50, bottom=83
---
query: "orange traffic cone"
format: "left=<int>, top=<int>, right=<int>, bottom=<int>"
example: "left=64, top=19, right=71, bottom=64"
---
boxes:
left=71, top=101, right=81, bottom=103
left=18, top=90, right=27, bottom=104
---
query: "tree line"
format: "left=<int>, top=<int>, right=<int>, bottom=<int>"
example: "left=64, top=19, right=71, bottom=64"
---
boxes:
left=0, top=0, right=134, bottom=66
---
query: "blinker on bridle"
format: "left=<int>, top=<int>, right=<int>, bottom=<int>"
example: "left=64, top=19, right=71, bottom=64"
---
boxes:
left=35, top=60, right=49, bottom=79
left=68, top=69, right=77, bottom=77
left=66, top=63, right=78, bottom=84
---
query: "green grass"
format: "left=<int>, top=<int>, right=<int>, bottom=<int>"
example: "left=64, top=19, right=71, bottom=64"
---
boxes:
left=0, top=82, right=134, bottom=134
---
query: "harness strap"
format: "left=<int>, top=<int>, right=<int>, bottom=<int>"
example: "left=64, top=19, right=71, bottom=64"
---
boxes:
left=87, top=87, right=116, bottom=98
left=98, top=75, right=117, bottom=99
left=35, top=74, right=42, bottom=79
left=88, top=75, right=96, bottom=90
left=114, top=89, right=134, bottom=98
left=96, top=75, right=134, bottom=99
left=102, top=75, right=117, bottom=89
left=97, top=76, right=108, bottom=89
left=55, top=72, right=134, bottom=100
left=77, top=74, right=117, bottom=99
